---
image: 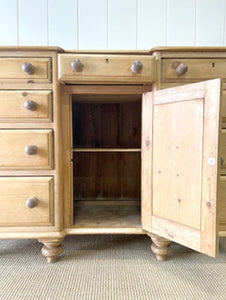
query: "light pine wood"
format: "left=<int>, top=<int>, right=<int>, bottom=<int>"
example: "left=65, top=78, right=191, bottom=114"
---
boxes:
left=65, top=227, right=145, bottom=235
left=73, top=148, right=141, bottom=152
left=73, top=200, right=141, bottom=229
left=148, top=233, right=171, bottom=261
left=154, top=48, right=226, bottom=238
left=219, top=130, right=226, bottom=172
left=0, top=90, right=52, bottom=121
left=0, top=58, right=52, bottom=83
left=151, top=46, right=226, bottom=53
left=64, top=84, right=152, bottom=95
left=152, top=98, right=203, bottom=229
left=142, top=79, right=221, bottom=258
left=1, top=47, right=226, bottom=263
left=0, top=129, right=53, bottom=169
left=0, top=48, right=64, bottom=264
left=162, top=58, right=226, bottom=82
left=39, top=238, right=64, bottom=263
left=218, top=176, right=226, bottom=230
left=158, top=85, right=226, bottom=128
left=222, top=91, right=226, bottom=124
left=141, top=92, right=153, bottom=231
left=62, top=91, right=74, bottom=228
left=59, top=54, right=155, bottom=84
left=200, top=79, right=221, bottom=257
left=0, top=177, right=53, bottom=226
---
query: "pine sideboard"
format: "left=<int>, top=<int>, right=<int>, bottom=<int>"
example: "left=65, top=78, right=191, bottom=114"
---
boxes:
left=0, top=47, right=225, bottom=263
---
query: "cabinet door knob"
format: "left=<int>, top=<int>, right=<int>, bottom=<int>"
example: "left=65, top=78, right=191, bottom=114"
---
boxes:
left=22, top=62, right=35, bottom=75
left=25, top=145, right=38, bottom=155
left=71, top=59, right=84, bottom=72
left=26, top=197, right=38, bottom=209
left=220, top=156, right=224, bottom=165
left=176, top=63, right=188, bottom=76
left=24, top=100, right=37, bottom=111
left=131, top=60, right=143, bottom=74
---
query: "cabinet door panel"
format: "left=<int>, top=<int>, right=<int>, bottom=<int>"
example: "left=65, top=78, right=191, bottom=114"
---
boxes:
left=142, top=79, right=221, bottom=257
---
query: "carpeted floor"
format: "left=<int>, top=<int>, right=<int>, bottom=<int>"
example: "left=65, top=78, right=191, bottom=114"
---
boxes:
left=0, top=235, right=226, bottom=300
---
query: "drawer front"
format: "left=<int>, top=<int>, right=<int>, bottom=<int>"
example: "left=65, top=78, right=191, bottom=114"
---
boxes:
left=220, top=130, right=226, bottom=173
left=0, top=130, right=53, bottom=169
left=0, top=57, right=51, bottom=83
left=0, top=90, right=52, bottom=121
left=162, top=59, right=226, bottom=82
left=222, top=91, right=226, bottom=125
left=219, top=176, right=226, bottom=229
left=0, top=177, right=53, bottom=226
left=59, top=54, right=155, bottom=84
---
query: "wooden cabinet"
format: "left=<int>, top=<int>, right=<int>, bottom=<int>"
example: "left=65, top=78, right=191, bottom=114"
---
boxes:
left=0, top=47, right=64, bottom=264
left=0, top=47, right=225, bottom=263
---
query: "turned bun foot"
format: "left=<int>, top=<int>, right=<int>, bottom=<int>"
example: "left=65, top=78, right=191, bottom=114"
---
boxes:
left=38, top=238, right=64, bottom=263
left=148, top=234, right=171, bottom=261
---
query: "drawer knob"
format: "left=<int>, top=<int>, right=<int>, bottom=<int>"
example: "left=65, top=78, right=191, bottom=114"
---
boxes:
left=131, top=60, right=143, bottom=74
left=71, top=59, right=84, bottom=72
left=25, top=145, right=38, bottom=155
left=22, top=62, right=35, bottom=75
left=176, top=63, right=188, bottom=76
left=26, top=197, right=38, bottom=209
left=24, top=100, right=37, bottom=111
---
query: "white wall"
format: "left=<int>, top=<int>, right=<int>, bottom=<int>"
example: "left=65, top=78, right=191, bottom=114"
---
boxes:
left=0, top=0, right=225, bottom=50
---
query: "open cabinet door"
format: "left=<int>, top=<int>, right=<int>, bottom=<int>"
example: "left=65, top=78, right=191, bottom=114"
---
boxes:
left=142, top=79, right=221, bottom=257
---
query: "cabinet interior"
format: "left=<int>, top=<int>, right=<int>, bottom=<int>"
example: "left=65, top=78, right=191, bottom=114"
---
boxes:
left=71, top=94, right=142, bottom=229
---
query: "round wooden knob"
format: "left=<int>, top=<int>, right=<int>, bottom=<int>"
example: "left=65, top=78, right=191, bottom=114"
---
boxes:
left=131, top=60, right=143, bottom=74
left=26, top=197, right=38, bottom=209
left=176, top=63, right=188, bottom=76
left=24, top=100, right=37, bottom=111
left=22, top=62, right=35, bottom=75
left=71, top=59, right=84, bottom=72
left=25, top=145, right=38, bottom=155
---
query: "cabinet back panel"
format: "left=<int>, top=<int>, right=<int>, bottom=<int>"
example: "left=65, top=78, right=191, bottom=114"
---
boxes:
left=74, top=152, right=141, bottom=200
left=72, top=101, right=141, bottom=148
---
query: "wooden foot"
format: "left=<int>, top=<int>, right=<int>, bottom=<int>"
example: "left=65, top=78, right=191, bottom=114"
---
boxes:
left=38, top=238, right=64, bottom=263
left=148, top=234, right=171, bottom=261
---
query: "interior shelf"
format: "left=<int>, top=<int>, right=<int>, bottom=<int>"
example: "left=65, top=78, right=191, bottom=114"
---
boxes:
left=72, top=200, right=141, bottom=230
left=73, top=148, right=141, bottom=152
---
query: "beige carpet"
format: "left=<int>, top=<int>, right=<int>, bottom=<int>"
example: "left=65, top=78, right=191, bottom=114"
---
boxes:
left=0, top=235, right=226, bottom=300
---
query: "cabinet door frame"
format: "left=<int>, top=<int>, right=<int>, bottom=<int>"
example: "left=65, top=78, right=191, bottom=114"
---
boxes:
left=62, top=85, right=151, bottom=229
left=142, top=79, right=221, bottom=257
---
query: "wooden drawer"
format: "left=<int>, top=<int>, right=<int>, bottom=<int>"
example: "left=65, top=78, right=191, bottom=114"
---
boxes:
left=59, top=54, right=155, bottom=84
left=222, top=91, right=226, bottom=125
left=0, top=90, right=52, bottom=122
left=220, top=130, right=226, bottom=173
left=219, top=176, right=226, bottom=229
left=0, top=130, right=53, bottom=169
left=0, top=57, right=51, bottom=83
left=0, top=177, right=53, bottom=226
left=162, top=59, right=226, bottom=83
